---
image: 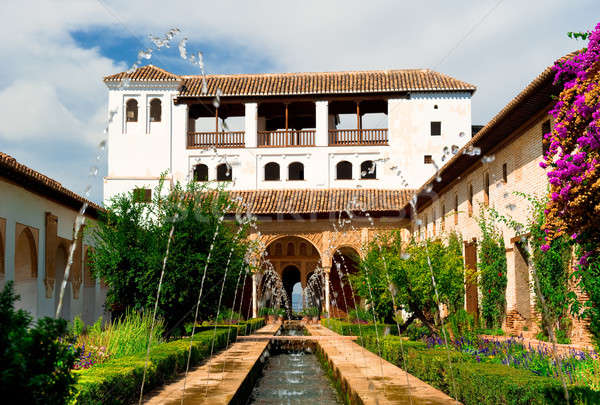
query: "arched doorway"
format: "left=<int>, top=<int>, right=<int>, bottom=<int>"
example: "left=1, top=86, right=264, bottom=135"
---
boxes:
left=330, top=246, right=360, bottom=316
left=14, top=227, right=38, bottom=316
left=281, top=265, right=301, bottom=312
left=54, top=244, right=71, bottom=321
left=256, top=236, right=322, bottom=314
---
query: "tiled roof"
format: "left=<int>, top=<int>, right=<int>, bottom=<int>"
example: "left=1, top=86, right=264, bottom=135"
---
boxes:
left=104, top=65, right=181, bottom=82
left=0, top=152, right=103, bottom=217
left=227, top=188, right=415, bottom=215
left=104, top=65, right=476, bottom=96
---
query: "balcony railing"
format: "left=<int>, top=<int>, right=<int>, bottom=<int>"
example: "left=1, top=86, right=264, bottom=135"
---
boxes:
left=328, top=129, right=388, bottom=146
left=258, top=130, right=316, bottom=147
left=187, top=131, right=245, bottom=149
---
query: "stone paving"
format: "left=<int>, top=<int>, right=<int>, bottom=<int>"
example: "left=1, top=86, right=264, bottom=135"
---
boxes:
left=143, top=323, right=280, bottom=405
left=306, top=324, right=459, bottom=405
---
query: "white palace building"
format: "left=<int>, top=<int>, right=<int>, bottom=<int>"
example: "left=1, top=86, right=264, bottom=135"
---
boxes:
left=103, top=65, right=475, bottom=202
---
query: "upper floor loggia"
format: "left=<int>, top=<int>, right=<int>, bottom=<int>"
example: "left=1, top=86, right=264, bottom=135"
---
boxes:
left=104, top=65, right=476, bottom=150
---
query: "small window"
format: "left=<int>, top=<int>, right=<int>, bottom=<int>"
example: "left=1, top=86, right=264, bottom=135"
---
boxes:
left=288, top=162, right=304, bottom=181
left=264, top=162, right=280, bottom=181
left=502, top=163, right=508, bottom=183
left=360, top=161, right=376, bottom=179
left=126, top=99, right=138, bottom=122
left=424, top=155, right=433, bottom=164
left=431, top=121, right=441, bottom=136
left=133, top=188, right=151, bottom=203
left=336, top=161, right=353, bottom=180
left=484, top=172, right=490, bottom=205
left=454, top=194, right=459, bottom=225
left=287, top=242, right=295, bottom=256
left=194, top=164, right=208, bottom=181
left=468, top=184, right=473, bottom=217
left=541, top=120, right=551, bottom=154
left=216, top=163, right=232, bottom=181
left=150, top=98, right=162, bottom=122
left=434, top=105, right=438, bottom=109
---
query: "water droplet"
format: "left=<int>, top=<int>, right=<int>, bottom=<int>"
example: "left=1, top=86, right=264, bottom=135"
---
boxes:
left=415, top=219, right=423, bottom=226
left=443, top=146, right=450, bottom=155
left=506, top=203, right=516, bottom=211
left=459, top=131, right=466, bottom=138
left=89, top=166, right=99, bottom=177
left=213, top=88, right=222, bottom=108
left=425, top=184, right=433, bottom=192
left=436, top=175, right=442, bottom=182
left=451, top=145, right=459, bottom=155
left=98, top=140, right=107, bottom=151
left=503, top=192, right=509, bottom=199
left=482, top=155, right=495, bottom=163
left=138, top=48, right=152, bottom=60
left=472, top=146, right=482, bottom=156
left=361, top=171, right=367, bottom=177
left=441, top=155, right=446, bottom=162
left=401, top=253, right=411, bottom=260
left=83, top=185, right=92, bottom=197
left=178, top=37, right=188, bottom=60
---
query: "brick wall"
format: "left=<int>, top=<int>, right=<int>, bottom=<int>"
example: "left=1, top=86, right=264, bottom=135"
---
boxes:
left=414, top=108, right=593, bottom=344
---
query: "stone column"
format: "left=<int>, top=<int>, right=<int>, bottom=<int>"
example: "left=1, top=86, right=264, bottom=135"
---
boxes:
left=323, top=266, right=331, bottom=316
left=244, top=102, right=258, bottom=148
left=252, top=273, right=258, bottom=318
left=315, top=100, right=329, bottom=146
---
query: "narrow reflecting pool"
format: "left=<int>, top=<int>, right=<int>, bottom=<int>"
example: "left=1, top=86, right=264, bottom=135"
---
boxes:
left=247, top=350, right=342, bottom=404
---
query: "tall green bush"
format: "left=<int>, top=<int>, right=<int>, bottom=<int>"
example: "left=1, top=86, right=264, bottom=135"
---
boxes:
left=0, top=282, right=79, bottom=404
left=477, top=211, right=507, bottom=329
left=88, top=179, right=251, bottom=334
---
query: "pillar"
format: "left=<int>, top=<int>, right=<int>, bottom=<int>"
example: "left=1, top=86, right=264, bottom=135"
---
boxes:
left=244, top=102, right=258, bottom=148
left=323, top=266, right=331, bottom=316
left=315, top=100, right=329, bottom=146
left=252, top=272, right=258, bottom=318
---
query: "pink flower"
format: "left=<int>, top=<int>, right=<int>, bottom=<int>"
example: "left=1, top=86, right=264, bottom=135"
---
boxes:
left=571, top=233, right=577, bottom=240
left=540, top=244, right=550, bottom=252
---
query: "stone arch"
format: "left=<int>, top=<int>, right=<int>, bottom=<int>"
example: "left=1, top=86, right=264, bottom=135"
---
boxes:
left=54, top=243, right=71, bottom=321
left=331, top=246, right=360, bottom=315
left=281, top=265, right=301, bottom=311
left=14, top=226, right=38, bottom=316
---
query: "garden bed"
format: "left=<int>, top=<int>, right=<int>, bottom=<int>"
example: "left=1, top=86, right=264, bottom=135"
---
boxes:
left=71, top=328, right=236, bottom=404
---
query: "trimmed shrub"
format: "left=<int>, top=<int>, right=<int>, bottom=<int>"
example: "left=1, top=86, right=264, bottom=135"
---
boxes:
left=72, top=329, right=235, bottom=404
left=361, top=335, right=599, bottom=405
left=321, top=318, right=397, bottom=345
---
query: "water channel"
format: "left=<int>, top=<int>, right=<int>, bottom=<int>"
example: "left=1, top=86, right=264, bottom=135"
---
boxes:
left=247, top=326, right=343, bottom=405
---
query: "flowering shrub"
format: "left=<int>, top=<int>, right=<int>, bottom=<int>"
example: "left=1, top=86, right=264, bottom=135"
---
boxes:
left=542, top=23, right=600, bottom=345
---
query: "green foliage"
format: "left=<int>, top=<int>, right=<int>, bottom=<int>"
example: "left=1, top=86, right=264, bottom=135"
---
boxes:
left=215, top=308, right=243, bottom=324
left=0, top=281, right=79, bottom=404
left=301, top=306, right=320, bottom=318
left=477, top=210, right=507, bottom=329
left=348, top=307, right=371, bottom=322
left=567, top=31, right=591, bottom=40
left=360, top=335, right=599, bottom=404
left=320, top=318, right=397, bottom=345
left=88, top=179, right=250, bottom=333
left=352, top=231, right=465, bottom=333
left=71, top=315, right=86, bottom=336
left=78, top=310, right=165, bottom=360
left=573, top=246, right=600, bottom=348
left=72, top=329, right=235, bottom=405
left=447, top=309, right=476, bottom=339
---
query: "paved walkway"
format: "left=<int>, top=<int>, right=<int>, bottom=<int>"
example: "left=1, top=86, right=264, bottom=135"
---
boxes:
left=306, top=324, right=459, bottom=405
left=143, top=323, right=280, bottom=405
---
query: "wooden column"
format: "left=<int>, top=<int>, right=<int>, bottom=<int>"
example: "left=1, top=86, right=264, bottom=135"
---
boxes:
left=356, top=101, right=362, bottom=143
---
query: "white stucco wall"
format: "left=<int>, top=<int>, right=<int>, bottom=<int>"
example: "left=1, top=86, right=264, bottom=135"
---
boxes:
left=0, top=178, right=106, bottom=322
left=104, top=84, right=472, bottom=202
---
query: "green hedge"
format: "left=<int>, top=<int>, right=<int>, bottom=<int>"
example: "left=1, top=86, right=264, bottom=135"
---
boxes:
left=184, top=318, right=266, bottom=336
left=321, top=318, right=398, bottom=343
left=71, top=329, right=236, bottom=405
left=361, top=336, right=599, bottom=405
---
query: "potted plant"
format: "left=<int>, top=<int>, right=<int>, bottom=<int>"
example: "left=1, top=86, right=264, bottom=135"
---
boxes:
left=276, top=308, right=286, bottom=323
left=304, top=307, right=320, bottom=324
left=259, top=307, right=276, bottom=324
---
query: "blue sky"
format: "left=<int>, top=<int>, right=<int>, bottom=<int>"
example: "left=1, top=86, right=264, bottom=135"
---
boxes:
left=0, top=0, right=598, bottom=205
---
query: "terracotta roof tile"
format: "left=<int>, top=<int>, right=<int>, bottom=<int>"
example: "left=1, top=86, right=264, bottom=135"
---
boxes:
left=0, top=151, right=103, bottom=217
left=226, top=188, right=414, bottom=215
left=104, top=65, right=476, bottom=96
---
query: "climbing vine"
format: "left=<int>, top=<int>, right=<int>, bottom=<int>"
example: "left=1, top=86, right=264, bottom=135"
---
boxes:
left=541, top=23, right=600, bottom=344
left=477, top=210, right=507, bottom=329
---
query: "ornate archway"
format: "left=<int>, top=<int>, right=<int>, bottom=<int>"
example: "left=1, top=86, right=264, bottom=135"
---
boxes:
left=330, top=246, right=360, bottom=317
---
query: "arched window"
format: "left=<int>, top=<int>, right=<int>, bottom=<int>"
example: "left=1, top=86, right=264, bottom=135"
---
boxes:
left=274, top=243, right=283, bottom=256
left=194, top=164, right=208, bottom=181
left=149, top=98, right=161, bottom=122
left=126, top=99, right=138, bottom=122
left=287, top=242, right=295, bottom=256
left=336, top=161, right=353, bottom=180
left=360, top=160, right=376, bottom=179
left=288, top=162, right=304, bottom=181
left=216, top=163, right=232, bottom=181
left=264, top=162, right=280, bottom=181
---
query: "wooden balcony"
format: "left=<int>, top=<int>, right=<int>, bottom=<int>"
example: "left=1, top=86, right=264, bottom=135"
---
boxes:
left=258, top=130, right=316, bottom=147
left=187, top=131, right=245, bottom=149
left=328, top=129, right=388, bottom=146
